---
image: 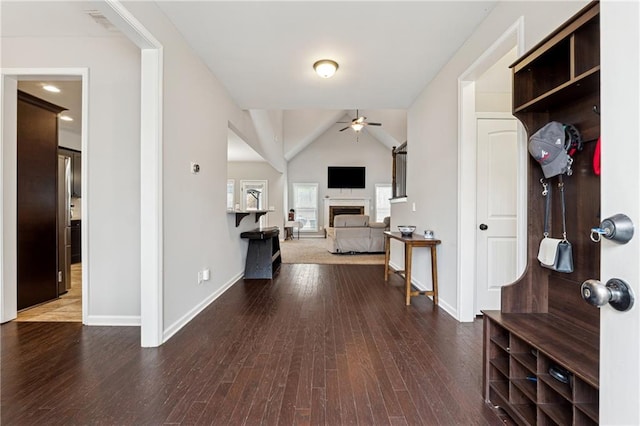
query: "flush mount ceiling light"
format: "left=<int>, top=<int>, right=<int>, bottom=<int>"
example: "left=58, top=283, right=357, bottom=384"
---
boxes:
left=43, top=84, right=61, bottom=93
left=313, top=59, right=339, bottom=78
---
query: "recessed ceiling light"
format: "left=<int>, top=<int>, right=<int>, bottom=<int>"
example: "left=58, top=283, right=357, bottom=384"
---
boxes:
left=43, top=84, right=61, bottom=93
left=59, top=115, right=73, bottom=122
left=313, top=59, right=339, bottom=78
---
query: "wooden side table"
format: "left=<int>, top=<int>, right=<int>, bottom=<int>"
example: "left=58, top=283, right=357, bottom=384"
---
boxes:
left=384, top=231, right=441, bottom=306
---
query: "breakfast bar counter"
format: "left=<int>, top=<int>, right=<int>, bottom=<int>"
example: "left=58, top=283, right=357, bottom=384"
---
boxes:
left=383, top=231, right=441, bottom=306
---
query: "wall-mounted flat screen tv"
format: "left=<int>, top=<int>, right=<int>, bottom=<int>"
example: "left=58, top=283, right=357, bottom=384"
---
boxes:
left=328, top=166, right=366, bottom=188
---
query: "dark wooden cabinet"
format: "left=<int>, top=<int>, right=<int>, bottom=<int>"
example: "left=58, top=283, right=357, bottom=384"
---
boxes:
left=59, top=147, right=81, bottom=198
left=17, top=91, right=66, bottom=310
left=483, top=3, right=600, bottom=424
left=240, top=227, right=281, bottom=279
left=71, top=219, right=81, bottom=264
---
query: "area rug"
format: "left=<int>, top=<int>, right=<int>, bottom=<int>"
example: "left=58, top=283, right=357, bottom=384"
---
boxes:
left=280, top=238, right=385, bottom=265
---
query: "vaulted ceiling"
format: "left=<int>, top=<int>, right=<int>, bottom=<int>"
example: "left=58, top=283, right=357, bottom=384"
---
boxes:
left=2, top=1, right=497, bottom=160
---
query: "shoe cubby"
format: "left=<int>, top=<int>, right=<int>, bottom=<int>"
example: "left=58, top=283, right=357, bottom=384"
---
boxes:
left=483, top=313, right=599, bottom=425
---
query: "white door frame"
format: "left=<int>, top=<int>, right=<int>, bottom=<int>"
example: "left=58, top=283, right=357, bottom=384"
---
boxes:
left=457, top=18, right=525, bottom=322
left=97, top=0, right=164, bottom=347
left=1, top=68, right=89, bottom=324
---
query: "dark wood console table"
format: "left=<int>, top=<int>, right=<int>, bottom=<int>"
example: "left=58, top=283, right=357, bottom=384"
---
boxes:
left=240, top=227, right=281, bottom=279
left=384, top=231, right=441, bottom=306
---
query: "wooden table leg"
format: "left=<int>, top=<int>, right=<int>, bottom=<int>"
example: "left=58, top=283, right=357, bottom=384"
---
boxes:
left=384, top=235, right=390, bottom=281
left=431, top=245, right=438, bottom=305
left=405, top=244, right=412, bottom=306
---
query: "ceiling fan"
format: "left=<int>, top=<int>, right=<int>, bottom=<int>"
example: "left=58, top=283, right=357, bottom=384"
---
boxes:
left=338, top=110, right=382, bottom=133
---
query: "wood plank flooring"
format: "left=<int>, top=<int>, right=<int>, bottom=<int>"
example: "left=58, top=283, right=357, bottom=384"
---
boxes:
left=15, top=263, right=82, bottom=322
left=1, top=264, right=506, bottom=425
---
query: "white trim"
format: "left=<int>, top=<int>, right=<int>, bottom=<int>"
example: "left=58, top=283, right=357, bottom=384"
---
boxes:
left=388, top=260, right=458, bottom=319
left=1, top=68, right=89, bottom=324
left=98, top=1, right=164, bottom=347
left=457, top=17, right=525, bottom=322
left=389, top=197, right=407, bottom=204
left=85, top=315, right=141, bottom=326
left=163, top=272, right=241, bottom=342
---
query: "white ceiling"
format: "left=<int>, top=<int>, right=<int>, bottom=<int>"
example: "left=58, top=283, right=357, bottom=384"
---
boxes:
left=17, top=80, right=82, bottom=135
left=155, top=1, right=496, bottom=110
left=2, top=1, right=498, bottom=161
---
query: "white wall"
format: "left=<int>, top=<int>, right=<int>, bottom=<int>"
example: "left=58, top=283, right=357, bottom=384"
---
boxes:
left=119, top=1, right=278, bottom=338
left=59, top=128, right=81, bottom=151
left=287, top=119, right=392, bottom=234
left=1, top=36, right=142, bottom=323
left=396, top=1, right=589, bottom=317
left=600, top=1, right=640, bottom=423
left=228, top=161, right=285, bottom=234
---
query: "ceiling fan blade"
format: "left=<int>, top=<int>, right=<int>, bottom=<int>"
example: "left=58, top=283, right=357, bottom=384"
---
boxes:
left=339, top=126, right=350, bottom=132
left=368, top=122, right=382, bottom=126
left=336, top=121, right=350, bottom=124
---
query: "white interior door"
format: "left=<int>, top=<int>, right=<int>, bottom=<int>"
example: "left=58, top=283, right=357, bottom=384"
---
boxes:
left=475, top=118, right=518, bottom=312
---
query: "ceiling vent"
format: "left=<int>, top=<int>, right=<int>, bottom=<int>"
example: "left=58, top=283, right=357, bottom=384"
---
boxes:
left=84, top=10, right=119, bottom=33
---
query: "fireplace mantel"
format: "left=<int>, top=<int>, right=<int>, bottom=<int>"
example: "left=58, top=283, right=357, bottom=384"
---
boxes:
left=323, top=197, right=370, bottom=230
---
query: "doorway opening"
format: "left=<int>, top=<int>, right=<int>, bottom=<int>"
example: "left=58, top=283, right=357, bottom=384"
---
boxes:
left=1, top=71, right=88, bottom=324
left=15, top=78, right=84, bottom=322
left=457, top=18, right=525, bottom=322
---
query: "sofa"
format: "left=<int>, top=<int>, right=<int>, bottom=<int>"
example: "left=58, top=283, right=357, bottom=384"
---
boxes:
left=326, top=214, right=389, bottom=253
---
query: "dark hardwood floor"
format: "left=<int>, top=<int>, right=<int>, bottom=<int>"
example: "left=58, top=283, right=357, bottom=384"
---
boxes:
left=2, top=264, right=506, bottom=425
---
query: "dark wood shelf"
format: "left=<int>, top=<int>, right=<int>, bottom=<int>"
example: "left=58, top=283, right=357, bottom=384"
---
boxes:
left=230, top=209, right=273, bottom=227
left=512, top=379, right=537, bottom=402
left=510, top=403, right=536, bottom=426
left=490, top=357, right=509, bottom=378
left=511, top=352, right=537, bottom=374
left=484, top=311, right=599, bottom=388
left=513, top=66, right=599, bottom=114
left=538, top=402, right=573, bottom=425
left=576, top=402, right=599, bottom=423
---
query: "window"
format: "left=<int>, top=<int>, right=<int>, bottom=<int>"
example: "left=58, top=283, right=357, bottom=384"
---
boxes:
left=227, top=179, right=235, bottom=210
left=392, top=142, right=407, bottom=198
left=292, top=183, right=318, bottom=232
left=240, top=180, right=268, bottom=211
left=375, top=184, right=392, bottom=222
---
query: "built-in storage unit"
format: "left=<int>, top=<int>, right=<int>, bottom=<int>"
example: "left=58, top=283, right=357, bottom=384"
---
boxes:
left=240, top=227, right=281, bottom=279
left=485, top=312, right=599, bottom=425
left=483, top=3, right=601, bottom=424
left=17, top=91, right=66, bottom=310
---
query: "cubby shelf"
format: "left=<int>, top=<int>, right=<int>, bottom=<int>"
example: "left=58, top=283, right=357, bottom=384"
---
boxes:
left=484, top=312, right=599, bottom=425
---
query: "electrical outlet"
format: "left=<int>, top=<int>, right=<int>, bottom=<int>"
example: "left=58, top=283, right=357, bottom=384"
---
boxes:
left=197, top=271, right=203, bottom=284
left=202, top=268, right=210, bottom=281
left=190, top=162, right=200, bottom=174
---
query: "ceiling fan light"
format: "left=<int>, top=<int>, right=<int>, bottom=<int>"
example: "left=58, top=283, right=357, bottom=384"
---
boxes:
left=313, top=59, right=338, bottom=78
left=351, top=123, right=364, bottom=132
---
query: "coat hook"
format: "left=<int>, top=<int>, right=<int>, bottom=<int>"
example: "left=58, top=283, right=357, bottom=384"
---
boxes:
left=593, top=105, right=600, bottom=115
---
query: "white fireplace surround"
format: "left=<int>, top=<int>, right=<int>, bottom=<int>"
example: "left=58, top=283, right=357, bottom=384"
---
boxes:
left=323, top=197, right=370, bottom=230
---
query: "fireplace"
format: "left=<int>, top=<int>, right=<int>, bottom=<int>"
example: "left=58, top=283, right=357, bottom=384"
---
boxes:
left=322, top=197, right=370, bottom=230
left=329, top=205, right=364, bottom=227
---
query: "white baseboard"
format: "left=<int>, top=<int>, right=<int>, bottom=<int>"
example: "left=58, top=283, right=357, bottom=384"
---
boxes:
left=85, top=315, right=141, bottom=326
left=162, top=271, right=242, bottom=343
left=388, top=260, right=458, bottom=320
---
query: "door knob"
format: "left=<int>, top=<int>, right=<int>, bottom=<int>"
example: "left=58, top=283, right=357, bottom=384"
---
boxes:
left=479, top=224, right=488, bottom=231
left=581, top=278, right=635, bottom=312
